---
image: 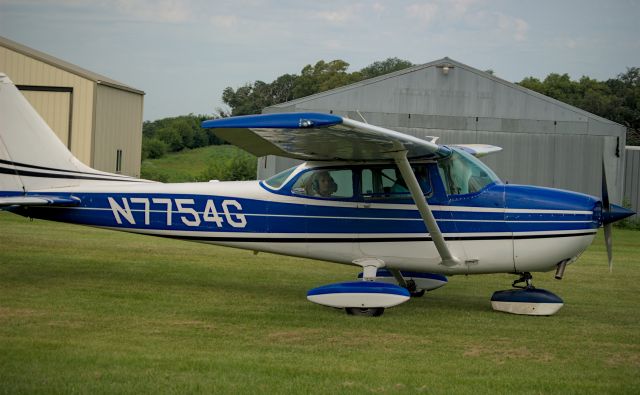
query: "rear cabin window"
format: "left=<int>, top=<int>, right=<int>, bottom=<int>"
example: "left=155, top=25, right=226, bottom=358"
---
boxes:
left=291, top=169, right=353, bottom=199
left=361, top=165, right=431, bottom=199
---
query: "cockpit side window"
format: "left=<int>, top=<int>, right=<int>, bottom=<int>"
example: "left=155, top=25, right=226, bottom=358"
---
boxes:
left=361, top=165, right=431, bottom=200
left=437, top=149, right=500, bottom=195
left=291, top=169, right=353, bottom=199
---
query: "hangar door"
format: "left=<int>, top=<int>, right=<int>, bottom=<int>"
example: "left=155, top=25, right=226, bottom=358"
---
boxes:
left=19, top=86, right=72, bottom=148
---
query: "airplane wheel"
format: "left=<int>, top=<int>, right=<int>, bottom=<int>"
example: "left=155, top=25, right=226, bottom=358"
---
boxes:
left=410, top=289, right=426, bottom=298
left=345, top=307, right=385, bottom=317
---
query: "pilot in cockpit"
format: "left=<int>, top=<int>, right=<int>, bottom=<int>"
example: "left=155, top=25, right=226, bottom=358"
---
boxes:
left=309, top=171, right=338, bottom=198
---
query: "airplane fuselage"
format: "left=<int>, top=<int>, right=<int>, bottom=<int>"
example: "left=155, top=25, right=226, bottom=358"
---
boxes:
left=7, top=160, right=599, bottom=276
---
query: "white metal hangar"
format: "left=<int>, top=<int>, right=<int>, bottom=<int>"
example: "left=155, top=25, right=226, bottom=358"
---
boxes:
left=0, top=35, right=144, bottom=177
left=261, top=57, right=628, bottom=204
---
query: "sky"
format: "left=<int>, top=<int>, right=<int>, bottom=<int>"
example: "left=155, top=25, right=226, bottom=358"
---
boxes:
left=1, top=0, right=639, bottom=121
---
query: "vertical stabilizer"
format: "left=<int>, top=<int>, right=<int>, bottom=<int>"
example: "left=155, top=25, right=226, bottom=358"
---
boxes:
left=0, top=129, right=23, bottom=193
left=0, top=72, right=142, bottom=193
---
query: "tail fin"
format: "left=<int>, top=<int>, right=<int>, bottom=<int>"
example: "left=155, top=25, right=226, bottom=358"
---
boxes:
left=0, top=72, right=141, bottom=193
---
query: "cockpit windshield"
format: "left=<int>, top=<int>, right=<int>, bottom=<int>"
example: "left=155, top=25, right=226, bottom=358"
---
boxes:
left=437, top=148, right=500, bottom=195
left=264, top=166, right=297, bottom=189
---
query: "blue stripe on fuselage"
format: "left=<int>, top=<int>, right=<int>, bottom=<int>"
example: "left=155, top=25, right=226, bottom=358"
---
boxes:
left=16, top=190, right=598, bottom=236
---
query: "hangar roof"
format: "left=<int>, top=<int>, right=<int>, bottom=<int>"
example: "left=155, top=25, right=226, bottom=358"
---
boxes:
left=0, top=35, right=144, bottom=95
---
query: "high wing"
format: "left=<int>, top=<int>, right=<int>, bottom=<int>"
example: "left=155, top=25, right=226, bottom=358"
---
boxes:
left=202, top=112, right=463, bottom=267
left=202, top=113, right=453, bottom=161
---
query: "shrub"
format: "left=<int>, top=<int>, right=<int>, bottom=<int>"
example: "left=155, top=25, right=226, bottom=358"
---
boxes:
left=141, top=138, right=169, bottom=160
left=201, top=153, right=257, bottom=181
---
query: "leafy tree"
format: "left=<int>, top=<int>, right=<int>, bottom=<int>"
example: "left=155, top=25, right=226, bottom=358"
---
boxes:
left=156, top=126, right=183, bottom=151
left=518, top=76, right=544, bottom=93
left=358, top=57, right=414, bottom=79
left=222, top=57, right=414, bottom=116
left=271, top=73, right=298, bottom=103
left=141, top=138, right=168, bottom=160
left=222, top=85, right=257, bottom=116
left=293, top=60, right=355, bottom=98
left=141, top=114, right=224, bottom=159
left=193, top=128, right=211, bottom=148
left=608, top=68, right=640, bottom=144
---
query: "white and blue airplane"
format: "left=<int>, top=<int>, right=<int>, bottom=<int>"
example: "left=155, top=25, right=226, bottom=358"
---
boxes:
left=0, top=72, right=634, bottom=316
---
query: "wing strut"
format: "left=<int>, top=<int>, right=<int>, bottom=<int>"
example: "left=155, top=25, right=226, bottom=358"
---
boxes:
left=392, top=150, right=461, bottom=267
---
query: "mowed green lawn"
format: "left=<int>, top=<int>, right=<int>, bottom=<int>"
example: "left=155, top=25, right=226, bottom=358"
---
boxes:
left=0, top=211, right=638, bottom=394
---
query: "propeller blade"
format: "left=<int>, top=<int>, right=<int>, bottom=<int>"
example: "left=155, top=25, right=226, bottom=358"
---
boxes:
left=601, top=161, right=610, bottom=211
left=602, top=160, right=612, bottom=272
left=604, top=223, right=613, bottom=272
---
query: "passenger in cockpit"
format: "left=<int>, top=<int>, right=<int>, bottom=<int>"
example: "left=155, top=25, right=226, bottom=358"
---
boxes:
left=311, top=171, right=338, bottom=197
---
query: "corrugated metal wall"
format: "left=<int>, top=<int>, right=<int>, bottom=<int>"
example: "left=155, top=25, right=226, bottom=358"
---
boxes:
left=0, top=46, right=95, bottom=165
left=624, top=147, right=640, bottom=222
left=93, top=85, right=143, bottom=177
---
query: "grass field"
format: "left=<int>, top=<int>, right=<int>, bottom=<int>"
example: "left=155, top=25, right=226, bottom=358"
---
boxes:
left=0, top=211, right=639, bottom=394
left=140, top=145, right=253, bottom=182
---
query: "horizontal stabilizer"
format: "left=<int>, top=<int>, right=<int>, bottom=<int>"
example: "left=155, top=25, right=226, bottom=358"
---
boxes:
left=0, top=195, right=80, bottom=208
left=450, top=144, right=502, bottom=157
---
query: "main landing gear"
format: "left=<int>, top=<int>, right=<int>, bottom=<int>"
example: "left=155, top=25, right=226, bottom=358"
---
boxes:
left=490, top=272, right=564, bottom=316
left=342, top=279, right=424, bottom=316
left=306, top=261, right=449, bottom=317
left=405, top=279, right=426, bottom=298
left=345, top=307, right=385, bottom=317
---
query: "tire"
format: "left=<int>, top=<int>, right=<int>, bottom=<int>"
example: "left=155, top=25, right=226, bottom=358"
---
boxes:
left=410, top=289, right=426, bottom=298
left=345, top=307, right=385, bottom=317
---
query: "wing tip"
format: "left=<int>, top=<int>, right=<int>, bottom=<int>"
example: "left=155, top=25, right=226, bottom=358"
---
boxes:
left=201, top=112, right=343, bottom=130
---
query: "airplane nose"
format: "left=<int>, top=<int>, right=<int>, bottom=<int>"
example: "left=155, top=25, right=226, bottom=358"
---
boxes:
left=602, top=204, right=636, bottom=225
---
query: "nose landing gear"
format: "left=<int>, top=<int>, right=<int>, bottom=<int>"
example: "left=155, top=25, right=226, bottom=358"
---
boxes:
left=512, top=272, right=534, bottom=289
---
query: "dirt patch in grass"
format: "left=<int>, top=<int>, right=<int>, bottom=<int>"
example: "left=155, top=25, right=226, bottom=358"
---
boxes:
left=46, top=319, right=85, bottom=329
left=266, top=329, right=433, bottom=350
left=266, top=328, right=324, bottom=344
left=0, top=307, right=45, bottom=320
left=606, top=352, right=640, bottom=367
left=463, top=340, right=554, bottom=364
left=168, top=319, right=217, bottom=331
left=341, top=381, right=429, bottom=393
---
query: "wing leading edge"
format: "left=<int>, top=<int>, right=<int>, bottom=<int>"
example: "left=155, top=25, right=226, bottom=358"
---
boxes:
left=201, top=112, right=453, bottom=161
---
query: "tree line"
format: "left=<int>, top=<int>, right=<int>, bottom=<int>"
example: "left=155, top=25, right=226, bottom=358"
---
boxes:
left=142, top=59, right=639, bottom=165
left=519, top=68, right=639, bottom=145
left=221, top=57, right=414, bottom=116
left=142, top=114, right=223, bottom=159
